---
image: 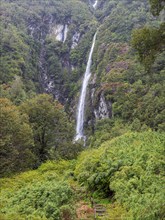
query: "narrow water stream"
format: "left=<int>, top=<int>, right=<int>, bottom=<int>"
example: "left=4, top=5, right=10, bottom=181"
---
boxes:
left=75, top=32, right=97, bottom=141
left=93, top=0, right=98, bottom=9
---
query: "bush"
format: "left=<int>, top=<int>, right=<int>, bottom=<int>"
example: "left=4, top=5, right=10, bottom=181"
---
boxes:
left=75, top=131, right=165, bottom=220
left=0, top=161, right=76, bottom=220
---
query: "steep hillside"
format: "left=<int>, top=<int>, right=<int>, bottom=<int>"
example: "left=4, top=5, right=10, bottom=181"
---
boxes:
left=0, top=1, right=165, bottom=219
left=0, top=0, right=97, bottom=104
left=1, top=0, right=163, bottom=128
left=86, top=0, right=164, bottom=139
left=0, top=131, right=164, bottom=219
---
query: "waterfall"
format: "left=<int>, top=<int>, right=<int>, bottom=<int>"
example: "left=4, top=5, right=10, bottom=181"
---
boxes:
left=63, top=24, right=68, bottom=43
left=93, top=0, right=98, bottom=9
left=75, top=32, right=97, bottom=141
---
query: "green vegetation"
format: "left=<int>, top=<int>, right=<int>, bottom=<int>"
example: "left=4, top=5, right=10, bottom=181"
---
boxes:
left=89, top=0, right=164, bottom=136
left=0, top=94, right=80, bottom=177
left=75, top=132, right=165, bottom=219
left=131, top=23, right=165, bottom=70
left=0, top=0, right=164, bottom=219
left=1, top=132, right=164, bottom=219
left=0, top=98, right=35, bottom=177
left=0, top=161, right=76, bottom=220
left=0, top=0, right=96, bottom=103
left=20, top=94, right=75, bottom=161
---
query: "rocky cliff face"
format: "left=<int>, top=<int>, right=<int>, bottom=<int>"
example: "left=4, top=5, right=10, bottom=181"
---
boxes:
left=51, top=24, right=69, bottom=43
left=94, top=92, right=112, bottom=119
left=26, top=11, right=94, bottom=103
left=1, top=0, right=158, bottom=135
left=1, top=0, right=113, bottom=124
left=89, top=74, right=112, bottom=122
left=32, top=16, right=70, bottom=101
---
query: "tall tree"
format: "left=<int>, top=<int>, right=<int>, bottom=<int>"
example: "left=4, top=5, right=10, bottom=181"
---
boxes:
left=20, top=94, right=74, bottom=161
left=131, top=24, right=165, bottom=70
left=0, top=98, right=35, bottom=177
left=131, top=0, right=165, bottom=70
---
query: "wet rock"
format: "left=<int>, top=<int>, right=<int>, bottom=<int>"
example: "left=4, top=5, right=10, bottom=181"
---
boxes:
left=51, top=24, right=68, bottom=42
left=71, top=32, right=80, bottom=49
left=94, top=92, right=112, bottom=119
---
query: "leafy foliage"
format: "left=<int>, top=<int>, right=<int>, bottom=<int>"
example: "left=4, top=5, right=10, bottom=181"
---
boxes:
left=0, top=0, right=96, bottom=103
left=0, top=98, right=35, bottom=177
left=0, top=94, right=81, bottom=177
left=0, top=1, right=165, bottom=219
left=20, top=94, right=77, bottom=162
left=131, top=24, right=165, bottom=70
left=0, top=161, right=76, bottom=220
left=75, top=132, right=165, bottom=219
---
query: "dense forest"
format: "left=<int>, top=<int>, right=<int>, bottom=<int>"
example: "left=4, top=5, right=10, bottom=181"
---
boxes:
left=0, top=0, right=165, bottom=219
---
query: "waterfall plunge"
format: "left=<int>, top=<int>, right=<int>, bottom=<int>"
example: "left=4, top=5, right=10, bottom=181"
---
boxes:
left=75, top=33, right=97, bottom=141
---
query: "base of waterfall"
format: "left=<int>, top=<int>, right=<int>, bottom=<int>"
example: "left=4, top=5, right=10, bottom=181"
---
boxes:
left=74, top=134, right=86, bottom=145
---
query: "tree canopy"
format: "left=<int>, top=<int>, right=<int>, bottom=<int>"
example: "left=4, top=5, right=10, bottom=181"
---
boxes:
left=20, top=94, right=75, bottom=162
left=0, top=98, right=35, bottom=177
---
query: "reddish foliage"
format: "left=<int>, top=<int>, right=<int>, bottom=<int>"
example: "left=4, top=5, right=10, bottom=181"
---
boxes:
left=112, top=61, right=129, bottom=70
left=119, top=44, right=130, bottom=54
left=76, top=202, right=94, bottom=219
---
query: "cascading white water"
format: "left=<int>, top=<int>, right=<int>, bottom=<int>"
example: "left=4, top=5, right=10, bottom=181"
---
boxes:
left=93, top=0, right=98, bottom=9
left=75, top=33, right=97, bottom=141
